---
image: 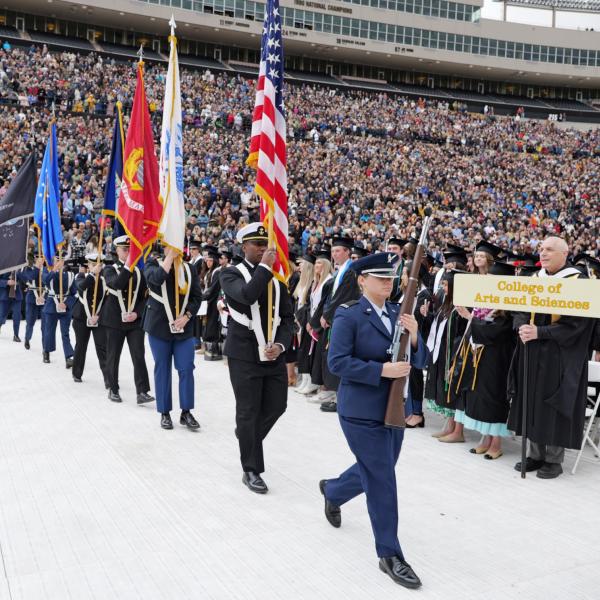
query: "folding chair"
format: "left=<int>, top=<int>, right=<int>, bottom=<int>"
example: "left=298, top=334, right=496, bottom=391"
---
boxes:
left=571, top=361, right=600, bottom=475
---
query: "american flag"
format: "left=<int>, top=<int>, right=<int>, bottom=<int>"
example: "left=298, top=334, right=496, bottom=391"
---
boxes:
left=246, top=0, right=290, bottom=282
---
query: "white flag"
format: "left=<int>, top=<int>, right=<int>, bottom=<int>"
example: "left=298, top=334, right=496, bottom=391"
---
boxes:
left=158, top=20, right=185, bottom=257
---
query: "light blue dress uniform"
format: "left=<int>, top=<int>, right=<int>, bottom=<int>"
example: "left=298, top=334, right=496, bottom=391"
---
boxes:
left=42, top=268, right=77, bottom=358
left=0, top=271, right=25, bottom=337
left=324, top=294, right=430, bottom=559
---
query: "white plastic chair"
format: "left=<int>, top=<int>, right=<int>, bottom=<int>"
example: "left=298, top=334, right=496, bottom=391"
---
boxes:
left=571, top=361, right=600, bottom=475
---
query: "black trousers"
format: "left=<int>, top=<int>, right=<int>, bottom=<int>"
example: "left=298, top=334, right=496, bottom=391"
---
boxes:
left=228, top=357, right=287, bottom=474
left=105, top=326, right=150, bottom=394
left=72, top=319, right=108, bottom=382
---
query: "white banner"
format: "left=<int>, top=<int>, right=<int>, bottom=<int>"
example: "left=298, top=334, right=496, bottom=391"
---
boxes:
left=158, top=21, right=185, bottom=257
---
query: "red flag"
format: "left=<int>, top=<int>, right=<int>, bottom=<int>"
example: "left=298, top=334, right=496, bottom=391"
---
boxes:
left=117, top=62, right=162, bottom=267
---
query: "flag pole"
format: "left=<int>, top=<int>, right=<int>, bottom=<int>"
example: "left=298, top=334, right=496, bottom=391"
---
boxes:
left=169, top=16, right=180, bottom=318
left=91, top=216, right=104, bottom=316
left=267, top=211, right=274, bottom=344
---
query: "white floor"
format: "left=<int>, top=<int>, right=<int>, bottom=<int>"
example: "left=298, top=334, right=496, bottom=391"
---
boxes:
left=0, top=327, right=599, bottom=600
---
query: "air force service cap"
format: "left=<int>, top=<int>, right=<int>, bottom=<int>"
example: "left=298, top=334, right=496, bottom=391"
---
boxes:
left=350, top=252, right=400, bottom=278
left=236, top=222, right=269, bottom=244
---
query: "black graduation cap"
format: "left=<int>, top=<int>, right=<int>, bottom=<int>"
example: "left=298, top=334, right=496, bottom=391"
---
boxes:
left=300, top=253, right=316, bottom=265
left=442, top=268, right=468, bottom=283
left=475, top=241, right=502, bottom=258
left=203, top=245, right=219, bottom=259
left=316, top=245, right=331, bottom=261
left=443, top=250, right=468, bottom=266
left=351, top=247, right=368, bottom=258
left=446, top=242, right=468, bottom=254
left=330, top=236, right=353, bottom=249
left=489, top=261, right=516, bottom=276
left=573, top=253, right=600, bottom=276
left=189, top=240, right=202, bottom=250
left=406, top=236, right=419, bottom=246
left=219, top=249, right=233, bottom=260
left=388, top=237, right=408, bottom=248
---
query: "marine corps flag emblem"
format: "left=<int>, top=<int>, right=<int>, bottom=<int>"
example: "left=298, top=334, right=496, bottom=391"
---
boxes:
left=116, top=57, right=162, bottom=267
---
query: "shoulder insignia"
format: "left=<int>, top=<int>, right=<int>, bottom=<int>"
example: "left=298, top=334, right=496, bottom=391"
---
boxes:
left=340, top=300, right=359, bottom=309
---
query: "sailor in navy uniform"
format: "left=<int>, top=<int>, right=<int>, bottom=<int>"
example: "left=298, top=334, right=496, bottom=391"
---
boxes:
left=0, top=269, right=26, bottom=342
left=41, top=254, right=77, bottom=367
left=219, top=222, right=294, bottom=494
left=101, top=235, right=153, bottom=404
left=319, top=252, right=430, bottom=589
left=71, top=253, right=109, bottom=385
left=21, top=255, right=47, bottom=349
left=143, top=246, right=203, bottom=430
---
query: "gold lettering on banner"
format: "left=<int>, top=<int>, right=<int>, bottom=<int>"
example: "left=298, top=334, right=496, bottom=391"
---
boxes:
left=453, top=275, right=600, bottom=319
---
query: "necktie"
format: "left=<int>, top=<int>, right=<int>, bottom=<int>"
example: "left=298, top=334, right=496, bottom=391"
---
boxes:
left=381, top=311, right=392, bottom=335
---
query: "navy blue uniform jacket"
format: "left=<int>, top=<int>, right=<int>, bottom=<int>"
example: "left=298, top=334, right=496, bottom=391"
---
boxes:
left=328, top=295, right=430, bottom=421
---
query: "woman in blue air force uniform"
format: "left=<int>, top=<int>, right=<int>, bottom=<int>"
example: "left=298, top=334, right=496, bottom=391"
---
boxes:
left=319, top=252, right=430, bottom=590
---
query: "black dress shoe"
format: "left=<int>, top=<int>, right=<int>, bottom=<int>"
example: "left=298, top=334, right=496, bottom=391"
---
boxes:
left=514, top=457, right=545, bottom=473
left=536, top=462, right=563, bottom=479
left=42, top=352, right=50, bottom=363
left=379, top=556, right=422, bottom=589
left=136, top=392, right=155, bottom=405
left=65, top=357, right=74, bottom=369
left=73, top=376, right=82, bottom=383
left=319, top=480, right=341, bottom=528
left=108, top=390, right=122, bottom=403
left=242, top=471, right=268, bottom=494
left=161, top=413, right=173, bottom=429
left=406, top=415, right=425, bottom=429
left=180, top=410, right=200, bottom=429
left=104, top=381, right=110, bottom=390
left=320, top=401, right=337, bottom=413
left=13, top=335, right=21, bottom=343
left=24, top=340, right=30, bottom=350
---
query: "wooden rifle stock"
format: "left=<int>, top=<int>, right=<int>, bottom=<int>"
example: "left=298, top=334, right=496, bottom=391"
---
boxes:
left=384, top=215, right=432, bottom=428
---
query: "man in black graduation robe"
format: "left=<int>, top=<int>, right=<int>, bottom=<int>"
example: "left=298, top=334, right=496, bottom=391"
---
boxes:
left=508, top=237, right=594, bottom=479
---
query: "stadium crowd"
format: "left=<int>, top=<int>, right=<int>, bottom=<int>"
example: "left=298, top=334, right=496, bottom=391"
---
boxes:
left=0, top=42, right=599, bottom=259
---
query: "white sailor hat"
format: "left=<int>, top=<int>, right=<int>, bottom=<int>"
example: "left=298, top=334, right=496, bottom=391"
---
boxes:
left=236, top=222, right=269, bottom=244
left=85, top=252, right=105, bottom=262
left=114, top=235, right=130, bottom=247
left=350, top=252, right=400, bottom=278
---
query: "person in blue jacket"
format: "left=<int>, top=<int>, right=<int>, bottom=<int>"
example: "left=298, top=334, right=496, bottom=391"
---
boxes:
left=21, top=255, right=47, bottom=349
left=319, top=251, right=430, bottom=590
left=41, top=255, right=77, bottom=367
left=0, top=269, right=25, bottom=342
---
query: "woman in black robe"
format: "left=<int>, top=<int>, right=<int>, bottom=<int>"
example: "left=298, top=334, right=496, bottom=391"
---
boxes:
left=424, top=270, right=468, bottom=442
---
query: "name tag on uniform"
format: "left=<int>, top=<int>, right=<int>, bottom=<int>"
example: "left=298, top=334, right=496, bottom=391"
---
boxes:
left=36, top=297, right=45, bottom=306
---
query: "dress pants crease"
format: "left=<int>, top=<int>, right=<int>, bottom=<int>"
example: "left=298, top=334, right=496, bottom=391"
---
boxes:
left=325, top=416, right=404, bottom=559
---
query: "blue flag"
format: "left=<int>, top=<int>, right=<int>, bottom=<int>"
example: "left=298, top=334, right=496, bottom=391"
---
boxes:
left=33, top=123, right=63, bottom=264
left=103, top=109, right=123, bottom=217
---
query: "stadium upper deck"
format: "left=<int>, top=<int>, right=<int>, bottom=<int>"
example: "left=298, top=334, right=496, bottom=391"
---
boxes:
left=2, top=0, right=599, bottom=107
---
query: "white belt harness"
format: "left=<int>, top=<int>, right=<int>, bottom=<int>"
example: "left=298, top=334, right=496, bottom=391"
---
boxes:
left=227, top=263, right=281, bottom=350
left=48, top=272, right=75, bottom=306
left=107, top=265, right=141, bottom=313
left=148, top=262, right=192, bottom=324
left=79, top=276, right=106, bottom=321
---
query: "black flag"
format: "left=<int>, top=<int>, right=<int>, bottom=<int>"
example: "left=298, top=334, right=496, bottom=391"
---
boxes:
left=0, top=218, right=30, bottom=275
left=0, top=153, right=37, bottom=226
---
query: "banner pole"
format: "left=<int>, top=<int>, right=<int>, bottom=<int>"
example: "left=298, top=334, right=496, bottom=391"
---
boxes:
left=91, top=218, right=105, bottom=316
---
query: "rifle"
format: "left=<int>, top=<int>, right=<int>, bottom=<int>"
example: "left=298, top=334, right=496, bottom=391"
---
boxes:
left=384, top=210, right=433, bottom=429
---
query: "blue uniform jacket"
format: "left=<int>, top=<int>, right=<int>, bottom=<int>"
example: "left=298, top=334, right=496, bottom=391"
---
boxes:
left=42, top=269, right=78, bottom=314
left=328, top=295, right=430, bottom=421
left=21, top=267, right=44, bottom=305
left=0, top=272, right=25, bottom=302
